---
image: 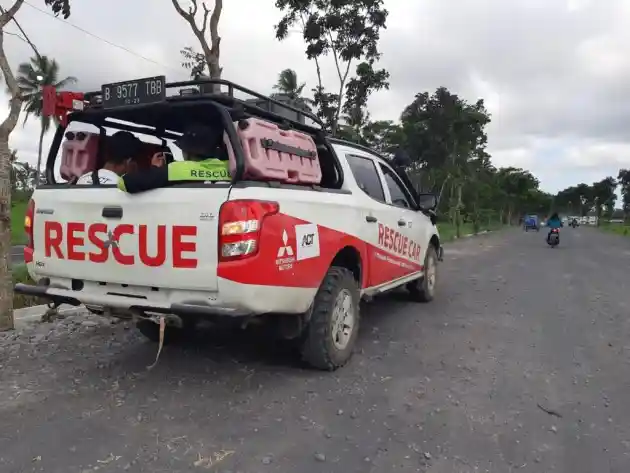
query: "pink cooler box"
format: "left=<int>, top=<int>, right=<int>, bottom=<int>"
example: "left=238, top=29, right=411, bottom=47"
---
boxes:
left=225, top=118, right=322, bottom=184
left=60, top=131, right=99, bottom=181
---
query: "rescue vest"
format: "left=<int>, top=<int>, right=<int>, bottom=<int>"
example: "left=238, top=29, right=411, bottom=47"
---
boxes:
left=117, top=159, right=230, bottom=193
left=167, top=159, right=230, bottom=182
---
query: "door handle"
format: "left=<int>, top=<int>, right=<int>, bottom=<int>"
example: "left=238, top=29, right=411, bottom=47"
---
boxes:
left=365, top=215, right=377, bottom=223
left=397, top=219, right=407, bottom=227
left=102, top=206, right=123, bottom=219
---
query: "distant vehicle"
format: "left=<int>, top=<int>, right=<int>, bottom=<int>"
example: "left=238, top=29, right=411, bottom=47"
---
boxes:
left=524, top=215, right=539, bottom=231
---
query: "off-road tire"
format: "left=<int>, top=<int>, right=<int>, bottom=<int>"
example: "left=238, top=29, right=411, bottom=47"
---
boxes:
left=407, top=245, right=438, bottom=303
left=136, top=319, right=195, bottom=345
left=300, top=267, right=360, bottom=371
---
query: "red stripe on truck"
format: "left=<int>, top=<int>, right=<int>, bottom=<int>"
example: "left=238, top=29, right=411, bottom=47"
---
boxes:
left=39, top=214, right=425, bottom=290
left=217, top=213, right=423, bottom=289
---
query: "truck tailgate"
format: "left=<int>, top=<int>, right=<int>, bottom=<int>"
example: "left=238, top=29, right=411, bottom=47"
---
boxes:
left=30, top=187, right=229, bottom=291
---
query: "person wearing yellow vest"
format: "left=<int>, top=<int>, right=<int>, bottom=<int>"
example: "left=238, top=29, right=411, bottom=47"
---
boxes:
left=118, top=124, right=230, bottom=194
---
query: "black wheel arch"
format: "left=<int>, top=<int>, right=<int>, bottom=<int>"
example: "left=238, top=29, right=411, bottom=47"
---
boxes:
left=329, top=245, right=362, bottom=287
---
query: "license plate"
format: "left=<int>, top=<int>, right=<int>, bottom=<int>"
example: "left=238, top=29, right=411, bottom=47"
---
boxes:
left=101, top=76, right=166, bottom=109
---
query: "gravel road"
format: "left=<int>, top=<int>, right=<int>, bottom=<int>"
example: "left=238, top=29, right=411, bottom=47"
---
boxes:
left=1, top=227, right=629, bottom=473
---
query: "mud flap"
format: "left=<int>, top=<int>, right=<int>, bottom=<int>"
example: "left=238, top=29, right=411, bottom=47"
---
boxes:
left=437, top=246, right=444, bottom=262
left=147, top=316, right=166, bottom=370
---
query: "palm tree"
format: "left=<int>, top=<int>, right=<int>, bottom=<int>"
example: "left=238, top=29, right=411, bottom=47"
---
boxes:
left=9, top=149, right=20, bottom=193
left=17, top=55, right=77, bottom=186
left=272, top=68, right=306, bottom=100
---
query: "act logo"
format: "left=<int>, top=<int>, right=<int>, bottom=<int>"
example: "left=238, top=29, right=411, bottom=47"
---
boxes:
left=301, top=233, right=314, bottom=247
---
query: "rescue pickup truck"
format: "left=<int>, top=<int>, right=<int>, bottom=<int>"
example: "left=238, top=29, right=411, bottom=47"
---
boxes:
left=15, top=77, right=443, bottom=370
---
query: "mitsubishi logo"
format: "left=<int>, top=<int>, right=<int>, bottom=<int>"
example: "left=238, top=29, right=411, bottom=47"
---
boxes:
left=103, top=231, right=119, bottom=249
left=277, top=229, right=293, bottom=258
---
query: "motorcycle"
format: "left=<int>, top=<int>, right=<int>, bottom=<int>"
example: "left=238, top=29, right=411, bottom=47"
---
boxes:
left=547, top=228, right=560, bottom=247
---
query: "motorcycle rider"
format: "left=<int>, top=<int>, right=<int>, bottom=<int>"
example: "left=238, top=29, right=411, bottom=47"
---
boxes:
left=545, top=212, right=563, bottom=242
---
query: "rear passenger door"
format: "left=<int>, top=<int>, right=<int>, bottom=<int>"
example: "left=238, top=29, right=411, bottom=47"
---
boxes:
left=377, top=162, right=430, bottom=271
left=345, top=153, right=418, bottom=289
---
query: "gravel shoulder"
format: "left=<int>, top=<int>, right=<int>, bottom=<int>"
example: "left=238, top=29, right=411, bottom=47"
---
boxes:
left=1, top=227, right=629, bottom=473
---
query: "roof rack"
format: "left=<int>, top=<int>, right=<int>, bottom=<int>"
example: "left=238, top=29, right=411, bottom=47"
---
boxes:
left=43, top=77, right=324, bottom=130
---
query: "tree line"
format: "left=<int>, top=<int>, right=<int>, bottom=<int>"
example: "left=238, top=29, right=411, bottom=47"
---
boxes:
left=554, top=173, right=630, bottom=224
left=176, top=0, right=556, bottom=237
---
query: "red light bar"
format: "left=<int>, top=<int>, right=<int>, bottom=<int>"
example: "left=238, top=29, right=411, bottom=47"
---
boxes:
left=42, top=85, right=86, bottom=126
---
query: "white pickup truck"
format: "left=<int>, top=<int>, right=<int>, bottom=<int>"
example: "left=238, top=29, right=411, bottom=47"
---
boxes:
left=16, top=77, right=442, bottom=370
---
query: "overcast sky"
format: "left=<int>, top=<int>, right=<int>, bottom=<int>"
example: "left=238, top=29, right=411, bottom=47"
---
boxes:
left=2, top=0, right=630, bottom=193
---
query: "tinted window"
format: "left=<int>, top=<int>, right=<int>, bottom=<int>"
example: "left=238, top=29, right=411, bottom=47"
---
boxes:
left=346, top=154, right=385, bottom=202
left=380, top=164, right=412, bottom=208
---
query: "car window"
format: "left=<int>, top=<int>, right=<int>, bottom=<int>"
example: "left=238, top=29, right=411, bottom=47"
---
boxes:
left=379, top=164, right=413, bottom=209
left=346, top=154, right=385, bottom=202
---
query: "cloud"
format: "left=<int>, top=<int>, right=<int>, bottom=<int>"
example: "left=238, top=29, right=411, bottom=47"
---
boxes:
left=3, top=0, right=630, bottom=194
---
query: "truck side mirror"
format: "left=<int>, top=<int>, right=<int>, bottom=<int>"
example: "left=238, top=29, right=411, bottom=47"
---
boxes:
left=417, top=193, right=438, bottom=210
left=392, top=148, right=411, bottom=167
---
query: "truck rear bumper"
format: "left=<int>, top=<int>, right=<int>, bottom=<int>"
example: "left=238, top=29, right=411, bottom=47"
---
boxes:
left=15, top=283, right=258, bottom=318
left=15, top=279, right=317, bottom=318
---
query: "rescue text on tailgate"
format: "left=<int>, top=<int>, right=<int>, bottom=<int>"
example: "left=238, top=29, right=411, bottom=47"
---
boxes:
left=43, top=221, right=198, bottom=268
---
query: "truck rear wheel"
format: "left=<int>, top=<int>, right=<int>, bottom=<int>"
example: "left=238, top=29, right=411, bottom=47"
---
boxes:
left=407, top=246, right=438, bottom=302
left=300, top=267, right=360, bottom=371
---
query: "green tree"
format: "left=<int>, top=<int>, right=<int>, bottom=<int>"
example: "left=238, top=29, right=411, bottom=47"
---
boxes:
left=591, top=177, right=617, bottom=225
left=617, top=169, right=630, bottom=222
left=180, top=46, right=207, bottom=79
left=17, top=55, right=76, bottom=185
left=0, top=0, right=74, bottom=331
left=399, top=87, right=491, bottom=236
left=274, top=0, right=389, bottom=135
left=273, top=68, right=306, bottom=100
left=339, top=59, right=389, bottom=138
left=174, top=0, right=223, bottom=88
left=361, top=120, right=404, bottom=157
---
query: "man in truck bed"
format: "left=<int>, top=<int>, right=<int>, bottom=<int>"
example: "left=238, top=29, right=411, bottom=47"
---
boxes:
left=77, top=131, right=143, bottom=185
left=118, top=124, right=230, bottom=193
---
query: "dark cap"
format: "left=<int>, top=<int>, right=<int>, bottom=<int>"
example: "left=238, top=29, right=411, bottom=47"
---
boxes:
left=175, top=124, right=223, bottom=156
left=106, top=131, right=143, bottom=163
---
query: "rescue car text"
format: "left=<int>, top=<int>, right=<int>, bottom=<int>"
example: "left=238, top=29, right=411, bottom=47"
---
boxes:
left=377, top=223, right=422, bottom=261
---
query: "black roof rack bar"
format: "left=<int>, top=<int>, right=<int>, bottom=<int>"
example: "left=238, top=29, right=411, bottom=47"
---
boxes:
left=328, top=137, right=391, bottom=162
left=82, top=78, right=324, bottom=129
left=66, top=114, right=183, bottom=141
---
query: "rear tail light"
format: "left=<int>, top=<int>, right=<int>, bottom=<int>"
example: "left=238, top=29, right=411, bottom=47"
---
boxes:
left=218, top=200, right=279, bottom=262
left=24, top=199, right=35, bottom=264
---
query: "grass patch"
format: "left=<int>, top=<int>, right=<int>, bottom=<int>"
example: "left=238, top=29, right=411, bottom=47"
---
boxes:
left=438, top=221, right=503, bottom=242
left=11, top=199, right=28, bottom=245
left=599, top=222, right=630, bottom=237
left=12, top=264, right=43, bottom=310
left=438, top=222, right=473, bottom=242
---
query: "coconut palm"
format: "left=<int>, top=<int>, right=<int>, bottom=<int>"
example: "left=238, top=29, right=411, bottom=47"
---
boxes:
left=272, top=68, right=306, bottom=100
left=17, top=55, right=77, bottom=185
